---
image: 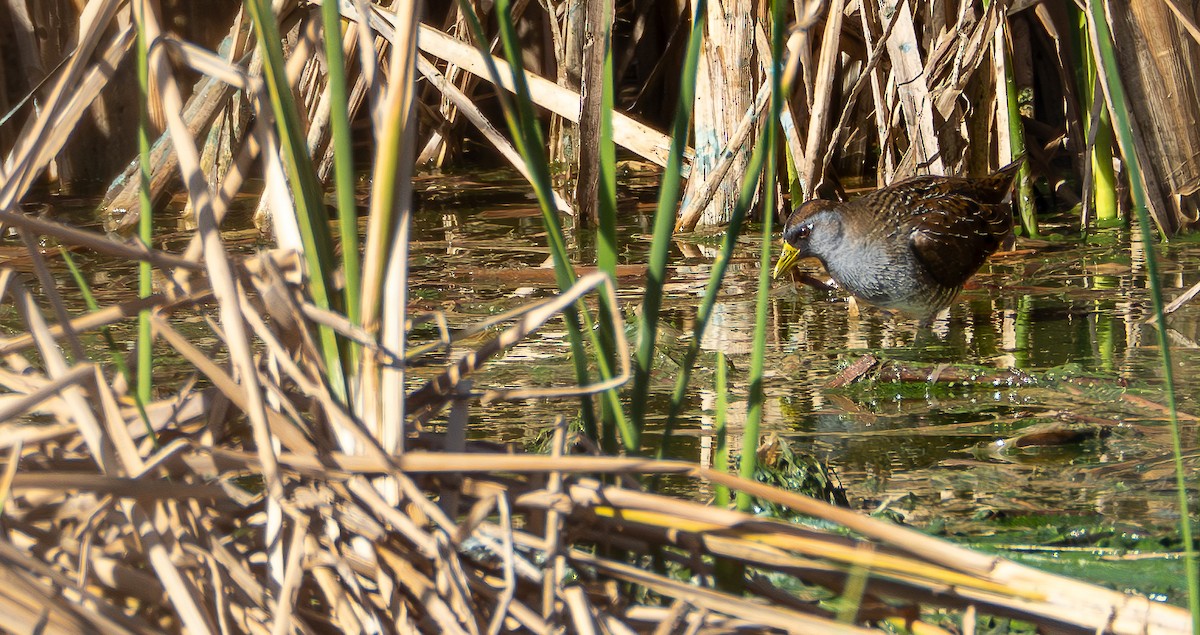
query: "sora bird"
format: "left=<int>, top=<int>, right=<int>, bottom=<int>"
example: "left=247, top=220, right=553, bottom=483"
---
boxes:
left=772, top=159, right=1022, bottom=318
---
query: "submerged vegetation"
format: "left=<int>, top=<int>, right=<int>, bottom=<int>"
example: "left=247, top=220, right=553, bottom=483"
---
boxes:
left=0, top=0, right=1194, bottom=632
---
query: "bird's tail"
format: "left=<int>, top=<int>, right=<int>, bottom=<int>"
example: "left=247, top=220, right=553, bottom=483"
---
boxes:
left=969, top=155, right=1025, bottom=204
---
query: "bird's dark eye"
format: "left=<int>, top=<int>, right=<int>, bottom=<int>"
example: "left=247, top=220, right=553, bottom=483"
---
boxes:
left=796, top=225, right=811, bottom=239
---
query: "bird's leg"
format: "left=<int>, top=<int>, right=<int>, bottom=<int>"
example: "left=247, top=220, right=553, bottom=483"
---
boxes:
left=911, top=308, right=952, bottom=348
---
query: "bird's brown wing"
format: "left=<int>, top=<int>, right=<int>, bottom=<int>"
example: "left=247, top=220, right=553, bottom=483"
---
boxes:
left=909, top=197, right=1011, bottom=290
left=857, top=176, right=947, bottom=222
left=868, top=160, right=1022, bottom=211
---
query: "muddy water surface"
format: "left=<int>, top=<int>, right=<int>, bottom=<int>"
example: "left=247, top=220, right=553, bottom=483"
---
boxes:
left=410, top=170, right=1199, bottom=602
left=26, top=171, right=1193, bottom=602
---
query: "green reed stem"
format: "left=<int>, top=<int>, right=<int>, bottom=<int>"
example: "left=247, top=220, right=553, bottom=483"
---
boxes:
left=134, top=0, right=153, bottom=410
left=61, top=249, right=156, bottom=446
left=652, top=16, right=799, bottom=461
left=1088, top=98, right=1118, bottom=225
left=655, top=122, right=768, bottom=462
left=244, top=0, right=347, bottom=403
left=657, top=153, right=758, bottom=458
left=321, top=0, right=362, bottom=366
left=491, top=0, right=615, bottom=444
left=596, top=0, right=618, bottom=279
left=784, top=142, right=803, bottom=215
left=460, top=0, right=635, bottom=447
left=1088, top=0, right=1198, bottom=624
left=713, top=351, right=730, bottom=507
left=712, top=348, right=741, bottom=590
left=1014, top=294, right=1032, bottom=369
left=1069, top=2, right=1118, bottom=226
left=998, top=19, right=1037, bottom=238
left=595, top=0, right=620, bottom=454
left=736, top=0, right=784, bottom=514
left=629, top=0, right=707, bottom=443
left=837, top=560, right=870, bottom=624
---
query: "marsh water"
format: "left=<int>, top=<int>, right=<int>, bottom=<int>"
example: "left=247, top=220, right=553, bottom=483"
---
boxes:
left=25, top=169, right=1197, bottom=602
left=408, top=169, right=1196, bottom=602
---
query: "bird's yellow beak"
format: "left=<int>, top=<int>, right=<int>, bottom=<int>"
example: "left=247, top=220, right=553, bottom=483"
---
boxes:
left=772, top=243, right=802, bottom=279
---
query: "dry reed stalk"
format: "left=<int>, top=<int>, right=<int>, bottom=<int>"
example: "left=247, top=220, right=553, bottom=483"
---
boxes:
left=797, top=0, right=845, bottom=198
left=1105, top=0, right=1200, bottom=233
left=0, top=179, right=1184, bottom=632
left=674, top=80, right=770, bottom=232
left=682, top=0, right=755, bottom=227
left=0, top=280, right=1192, bottom=632
left=404, top=17, right=684, bottom=174
left=0, top=2, right=1191, bottom=633
left=417, top=0, right=536, bottom=168
left=102, top=69, right=238, bottom=227
left=676, top=8, right=824, bottom=232
left=416, top=54, right=574, bottom=214
left=3, top=0, right=125, bottom=188
left=0, top=234, right=1190, bottom=631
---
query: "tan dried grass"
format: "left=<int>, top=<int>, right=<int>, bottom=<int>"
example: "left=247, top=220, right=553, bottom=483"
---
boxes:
left=0, top=1, right=1189, bottom=633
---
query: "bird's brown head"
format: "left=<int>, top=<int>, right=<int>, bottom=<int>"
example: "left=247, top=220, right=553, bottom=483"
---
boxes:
left=773, top=199, right=845, bottom=279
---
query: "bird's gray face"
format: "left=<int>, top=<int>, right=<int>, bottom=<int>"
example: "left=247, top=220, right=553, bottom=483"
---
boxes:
left=773, top=200, right=844, bottom=279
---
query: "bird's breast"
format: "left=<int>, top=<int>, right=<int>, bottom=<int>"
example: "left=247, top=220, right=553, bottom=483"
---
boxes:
left=818, top=238, right=943, bottom=312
